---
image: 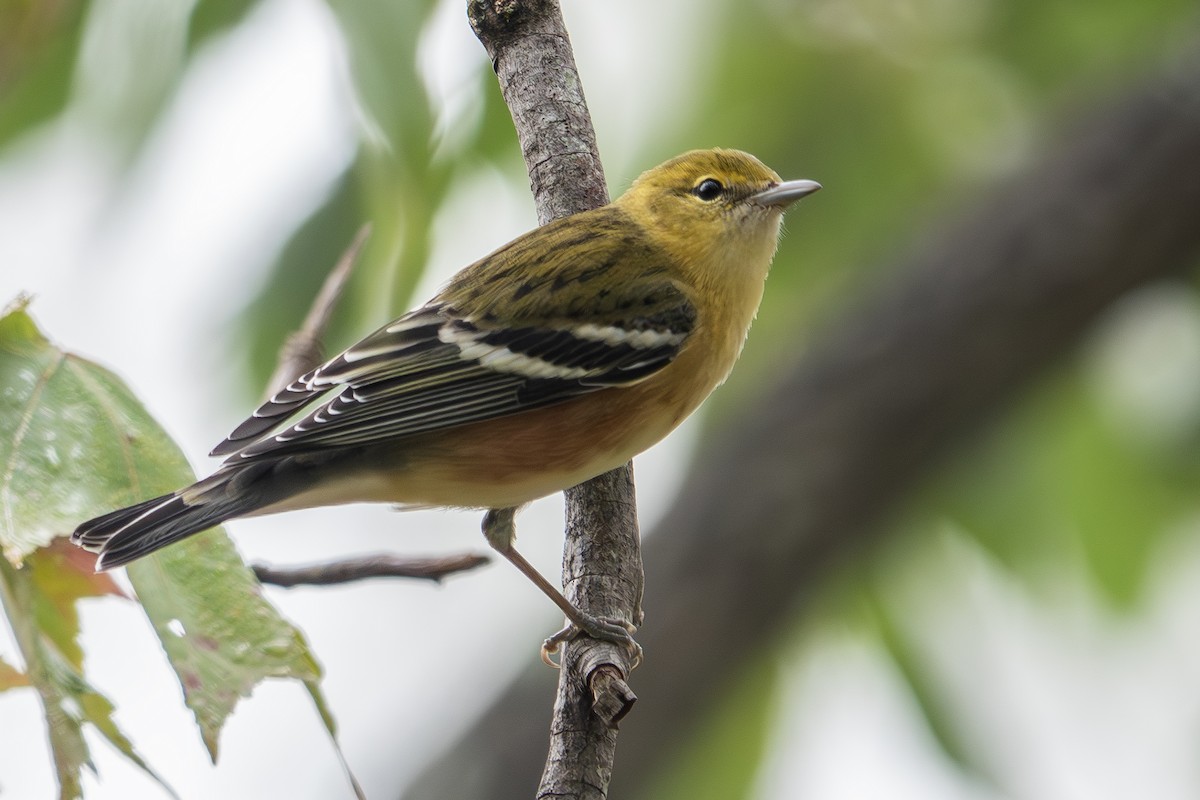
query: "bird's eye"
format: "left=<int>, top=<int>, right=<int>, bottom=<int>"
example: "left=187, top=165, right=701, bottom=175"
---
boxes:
left=692, top=178, right=724, bottom=201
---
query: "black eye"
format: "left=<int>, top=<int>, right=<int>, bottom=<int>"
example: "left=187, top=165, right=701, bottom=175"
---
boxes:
left=692, top=178, right=723, bottom=201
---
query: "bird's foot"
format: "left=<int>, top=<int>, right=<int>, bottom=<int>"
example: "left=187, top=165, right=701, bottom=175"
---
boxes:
left=541, top=614, right=642, bottom=669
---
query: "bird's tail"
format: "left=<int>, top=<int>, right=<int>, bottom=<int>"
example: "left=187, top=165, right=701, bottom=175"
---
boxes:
left=72, top=462, right=276, bottom=570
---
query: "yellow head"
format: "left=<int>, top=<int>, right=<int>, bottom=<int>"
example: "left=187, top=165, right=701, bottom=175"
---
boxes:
left=614, top=148, right=820, bottom=294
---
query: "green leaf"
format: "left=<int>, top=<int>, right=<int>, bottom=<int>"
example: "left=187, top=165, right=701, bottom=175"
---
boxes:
left=0, top=550, right=171, bottom=799
left=0, top=300, right=352, bottom=788
left=128, top=538, right=325, bottom=761
left=0, top=296, right=191, bottom=563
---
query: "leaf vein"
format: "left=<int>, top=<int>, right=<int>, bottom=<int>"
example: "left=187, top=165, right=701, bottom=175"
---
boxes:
left=65, top=357, right=142, bottom=499
left=1, top=352, right=65, bottom=549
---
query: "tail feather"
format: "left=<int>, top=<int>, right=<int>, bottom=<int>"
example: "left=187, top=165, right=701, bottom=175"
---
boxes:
left=73, top=495, right=174, bottom=549
left=99, top=496, right=245, bottom=570
left=72, top=463, right=276, bottom=571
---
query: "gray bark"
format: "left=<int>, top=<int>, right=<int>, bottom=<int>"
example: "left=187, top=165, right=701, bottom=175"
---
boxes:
left=468, top=2, right=642, bottom=798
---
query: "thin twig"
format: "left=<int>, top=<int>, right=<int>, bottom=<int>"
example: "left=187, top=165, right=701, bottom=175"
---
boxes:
left=265, top=222, right=372, bottom=396
left=253, top=553, right=490, bottom=588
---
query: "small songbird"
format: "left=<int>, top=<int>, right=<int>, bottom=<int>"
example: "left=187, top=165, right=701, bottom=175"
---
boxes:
left=73, top=148, right=820, bottom=652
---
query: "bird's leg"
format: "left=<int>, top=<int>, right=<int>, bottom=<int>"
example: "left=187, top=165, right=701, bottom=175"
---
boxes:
left=482, top=507, right=641, bottom=667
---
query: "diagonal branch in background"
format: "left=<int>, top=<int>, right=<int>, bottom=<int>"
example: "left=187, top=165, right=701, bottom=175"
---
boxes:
left=264, top=222, right=372, bottom=398
left=404, top=53, right=1200, bottom=799
left=469, top=0, right=642, bottom=797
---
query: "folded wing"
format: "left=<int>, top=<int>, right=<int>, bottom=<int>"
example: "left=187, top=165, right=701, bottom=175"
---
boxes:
left=211, top=280, right=695, bottom=461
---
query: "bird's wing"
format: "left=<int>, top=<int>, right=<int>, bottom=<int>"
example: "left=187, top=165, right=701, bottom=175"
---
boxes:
left=211, top=241, right=695, bottom=460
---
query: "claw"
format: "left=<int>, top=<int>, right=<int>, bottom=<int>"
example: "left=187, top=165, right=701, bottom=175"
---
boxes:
left=541, top=630, right=568, bottom=668
left=538, top=616, right=642, bottom=669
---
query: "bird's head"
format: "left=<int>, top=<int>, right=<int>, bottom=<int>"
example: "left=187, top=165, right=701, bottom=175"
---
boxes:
left=615, top=148, right=820, bottom=287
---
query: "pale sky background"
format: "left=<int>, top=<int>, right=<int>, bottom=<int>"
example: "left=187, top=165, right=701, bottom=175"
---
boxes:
left=2, top=0, right=1200, bottom=798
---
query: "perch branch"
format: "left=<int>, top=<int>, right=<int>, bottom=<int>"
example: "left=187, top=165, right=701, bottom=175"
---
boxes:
left=470, top=1, right=641, bottom=797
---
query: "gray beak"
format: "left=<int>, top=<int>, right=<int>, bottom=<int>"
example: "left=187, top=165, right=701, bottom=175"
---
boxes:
left=751, top=179, right=822, bottom=208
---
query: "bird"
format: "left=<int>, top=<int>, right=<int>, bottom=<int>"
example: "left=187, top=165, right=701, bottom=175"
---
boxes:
left=73, top=148, right=820, bottom=656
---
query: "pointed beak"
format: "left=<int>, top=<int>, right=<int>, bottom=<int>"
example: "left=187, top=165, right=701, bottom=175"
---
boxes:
left=750, top=179, right=822, bottom=208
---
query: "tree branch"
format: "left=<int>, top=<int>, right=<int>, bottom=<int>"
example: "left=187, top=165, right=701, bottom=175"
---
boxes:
left=252, top=553, right=489, bottom=588
left=404, top=51, right=1200, bottom=799
left=469, top=1, right=641, bottom=797
left=468, top=0, right=608, bottom=226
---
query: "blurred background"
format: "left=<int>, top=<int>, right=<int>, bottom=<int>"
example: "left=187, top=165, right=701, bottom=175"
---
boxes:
left=2, top=0, right=1200, bottom=797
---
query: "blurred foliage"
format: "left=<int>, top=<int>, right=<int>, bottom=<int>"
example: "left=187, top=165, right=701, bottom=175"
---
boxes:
left=692, top=0, right=1197, bottom=386
left=0, top=0, right=88, bottom=149
left=641, top=658, right=780, bottom=800
left=239, top=168, right=368, bottom=395
left=860, top=575, right=996, bottom=785
left=848, top=281, right=1200, bottom=785
left=922, top=367, right=1200, bottom=606
left=237, top=0, right=450, bottom=396
left=633, top=0, right=1200, bottom=792
left=2, top=0, right=1199, bottom=795
left=236, top=0, right=522, bottom=397
left=0, top=301, right=344, bottom=797
left=186, top=0, right=260, bottom=52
